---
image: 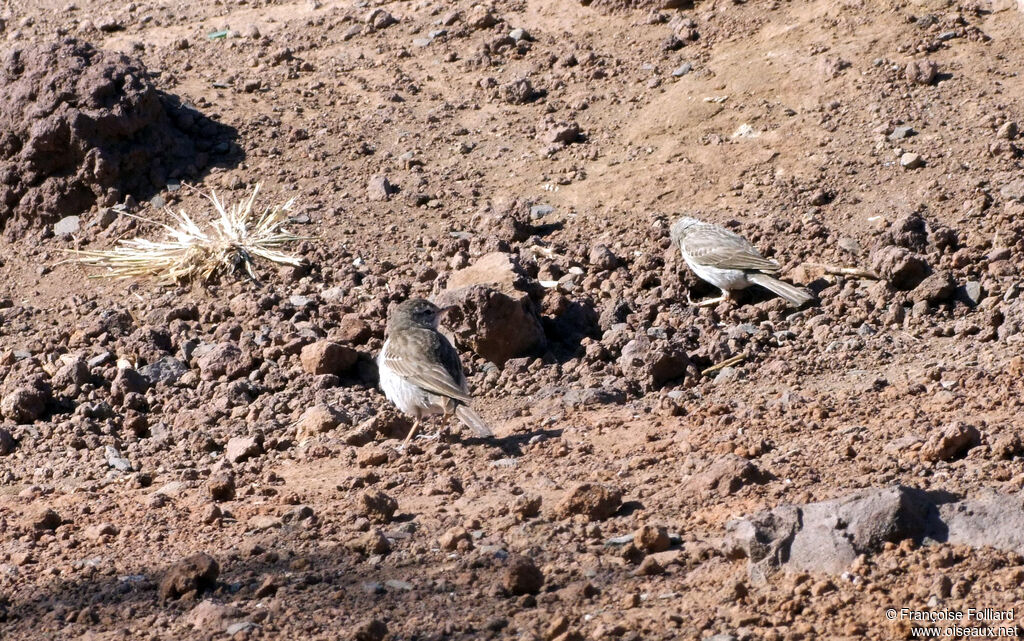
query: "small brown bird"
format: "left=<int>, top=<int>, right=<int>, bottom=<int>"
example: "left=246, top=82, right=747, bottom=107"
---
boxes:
left=377, top=298, right=492, bottom=447
left=670, top=216, right=813, bottom=307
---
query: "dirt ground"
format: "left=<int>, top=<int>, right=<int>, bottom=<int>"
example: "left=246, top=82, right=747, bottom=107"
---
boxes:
left=2, top=0, right=1024, bottom=639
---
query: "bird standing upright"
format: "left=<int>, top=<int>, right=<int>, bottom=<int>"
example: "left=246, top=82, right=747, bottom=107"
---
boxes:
left=377, top=298, right=492, bottom=447
left=670, top=216, right=813, bottom=307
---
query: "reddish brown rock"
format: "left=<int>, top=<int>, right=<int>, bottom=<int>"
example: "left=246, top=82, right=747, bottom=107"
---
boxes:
left=0, top=387, right=47, bottom=423
left=360, top=489, right=398, bottom=523
left=555, top=483, right=622, bottom=521
left=296, top=404, right=350, bottom=441
left=685, top=455, right=770, bottom=498
left=196, top=343, right=250, bottom=380
left=922, top=422, right=981, bottom=462
left=300, top=341, right=358, bottom=376
left=634, top=524, right=671, bottom=553
left=225, top=436, right=263, bottom=463
left=905, top=59, right=938, bottom=85
left=436, top=284, right=545, bottom=366
left=29, top=508, right=62, bottom=531
left=351, top=619, right=388, bottom=641
left=870, top=246, right=930, bottom=290
left=502, top=555, right=544, bottom=595
left=159, top=553, right=219, bottom=600
left=207, top=473, right=235, bottom=502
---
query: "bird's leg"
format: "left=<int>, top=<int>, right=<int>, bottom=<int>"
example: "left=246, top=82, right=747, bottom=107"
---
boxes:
left=693, top=290, right=730, bottom=307
left=437, top=412, right=452, bottom=441
left=413, top=415, right=447, bottom=444
left=416, top=423, right=442, bottom=442
left=411, top=415, right=446, bottom=443
left=402, top=419, right=421, bottom=449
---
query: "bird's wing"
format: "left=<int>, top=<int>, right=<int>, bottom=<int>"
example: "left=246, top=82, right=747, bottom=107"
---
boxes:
left=383, top=329, right=472, bottom=403
left=684, top=224, right=781, bottom=272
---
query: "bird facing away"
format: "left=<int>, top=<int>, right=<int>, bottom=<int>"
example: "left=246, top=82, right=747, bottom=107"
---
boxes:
left=670, top=217, right=813, bottom=307
left=377, top=298, right=492, bottom=447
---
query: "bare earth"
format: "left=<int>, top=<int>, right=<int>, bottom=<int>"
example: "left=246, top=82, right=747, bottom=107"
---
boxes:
left=2, top=0, right=1024, bottom=640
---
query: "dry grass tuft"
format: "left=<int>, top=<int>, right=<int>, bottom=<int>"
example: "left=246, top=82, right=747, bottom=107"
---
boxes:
left=73, top=184, right=307, bottom=283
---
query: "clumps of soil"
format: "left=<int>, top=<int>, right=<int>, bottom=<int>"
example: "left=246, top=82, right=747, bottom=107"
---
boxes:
left=581, top=0, right=694, bottom=11
left=0, top=38, right=237, bottom=238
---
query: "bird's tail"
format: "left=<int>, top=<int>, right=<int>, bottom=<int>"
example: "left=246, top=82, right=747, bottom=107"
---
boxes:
left=455, top=405, right=493, bottom=437
left=748, top=273, right=814, bottom=307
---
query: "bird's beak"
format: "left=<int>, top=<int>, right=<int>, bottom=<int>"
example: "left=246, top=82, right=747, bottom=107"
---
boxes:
left=439, top=305, right=456, bottom=314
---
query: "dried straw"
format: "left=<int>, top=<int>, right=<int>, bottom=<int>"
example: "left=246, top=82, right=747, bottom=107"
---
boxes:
left=73, top=184, right=306, bottom=283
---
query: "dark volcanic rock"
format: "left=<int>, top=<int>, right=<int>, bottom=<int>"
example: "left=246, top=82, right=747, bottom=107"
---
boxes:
left=870, top=246, right=930, bottom=290
left=111, top=367, right=149, bottom=402
left=618, top=333, right=694, bottom=392
left=123, top=326, right=173, bottom=364
left=139, top=356, right=189, bottom=385
left=503, top=555, right=544, bottom=595
left=885, top=212, right=929, bottom=252
left=542, top=293, right=600, bottom=348
left=159, top=552, right=220, bottom=600
left=0, top=38, right=236, bottom=238
left=912, top=271, right=956, bottom=305
left=351, top=619, right=388, bottom=641
left=0, top=427, right=15, bottom=454
left=82, top=309, right=134, bottom=339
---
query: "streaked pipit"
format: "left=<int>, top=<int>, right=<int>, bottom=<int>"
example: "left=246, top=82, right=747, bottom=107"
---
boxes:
left=670, top=217, right=813, bottom=307
left=377, top=298, right=492, bottom=447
